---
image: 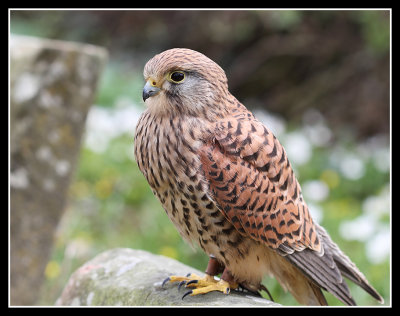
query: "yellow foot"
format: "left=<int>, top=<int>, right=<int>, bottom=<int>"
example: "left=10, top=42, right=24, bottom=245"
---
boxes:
left=162, top=273, right=216, bottom=290
left=162, top=273, right=238, bottom=299
left=182, top=279, right=239, bottom=299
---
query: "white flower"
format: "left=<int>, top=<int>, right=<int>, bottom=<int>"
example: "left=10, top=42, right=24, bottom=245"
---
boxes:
left=366, top=227, right=390, bottom=264
left=339, top=214, right=376, bottom=242
left=282, top=131, right=312, bottom=166
left=302, top=180, right=329, bottom=202
left=339, top=154, right=365, bottom=180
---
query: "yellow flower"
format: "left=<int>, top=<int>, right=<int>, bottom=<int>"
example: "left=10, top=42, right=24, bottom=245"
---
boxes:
left=44, top=261, right=61, bottom=280
left=320, top=169, right=340, bottom=189
left=159, top=246, right=178, bottom=259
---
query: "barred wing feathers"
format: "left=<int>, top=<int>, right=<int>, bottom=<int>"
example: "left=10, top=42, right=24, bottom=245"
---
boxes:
left=198, top=111, right=382, bottom=305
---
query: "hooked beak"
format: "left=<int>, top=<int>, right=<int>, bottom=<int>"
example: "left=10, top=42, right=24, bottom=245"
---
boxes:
left=142, top=80, right=161, bottom=102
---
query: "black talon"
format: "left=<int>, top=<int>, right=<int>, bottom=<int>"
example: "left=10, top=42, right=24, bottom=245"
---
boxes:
left=182, top=290, right=193, bottom=300
left=185, top=280, right=198, bottom=287
left=162, top=277, right=170, bottom=288
left=178, top=280, right=187, bottom=291
left=186, top=273, right=191, bottom=277
left=260, top=284, right=274, bottom=301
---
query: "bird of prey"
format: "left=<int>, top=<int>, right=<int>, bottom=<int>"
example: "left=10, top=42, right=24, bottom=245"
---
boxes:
left=134, top=48, right=383, bottom=305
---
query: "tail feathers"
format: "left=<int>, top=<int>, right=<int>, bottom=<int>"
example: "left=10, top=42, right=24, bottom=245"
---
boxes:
left=315, top=223, right=384, bottom=304
left=285, top=223, right=383, bottom=305
left=310, top=282, right=328, bottom=306
left=287, top=249, right=356, bottom=305
left=334, top=259, right=384, bottom=303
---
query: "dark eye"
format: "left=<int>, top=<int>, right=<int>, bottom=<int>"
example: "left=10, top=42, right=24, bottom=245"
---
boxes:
left=169, top=71, right=185, bottom=83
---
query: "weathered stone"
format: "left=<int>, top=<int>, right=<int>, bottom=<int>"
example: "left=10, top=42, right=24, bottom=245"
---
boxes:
left=56, top=248, right=279, bottom=306
left=10, top=35, right=108, bottom=305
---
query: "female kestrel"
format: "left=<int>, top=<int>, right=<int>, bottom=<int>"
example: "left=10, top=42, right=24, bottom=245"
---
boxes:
left=134, top=48, right=383, bottom=305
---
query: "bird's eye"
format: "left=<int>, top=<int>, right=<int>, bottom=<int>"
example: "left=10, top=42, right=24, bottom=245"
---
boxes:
left=169, top=71, right=185, bottom=83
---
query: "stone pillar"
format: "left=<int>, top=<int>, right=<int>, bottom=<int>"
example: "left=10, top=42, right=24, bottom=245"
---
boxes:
left=10, top=35, right=108, bottom=305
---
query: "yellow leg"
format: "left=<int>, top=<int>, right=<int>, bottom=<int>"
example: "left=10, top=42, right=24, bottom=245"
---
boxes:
left=183, top=279, right=238, bottom=298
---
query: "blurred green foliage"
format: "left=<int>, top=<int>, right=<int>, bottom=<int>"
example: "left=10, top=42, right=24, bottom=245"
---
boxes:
left=95, top=62, right=144, bottom=107
left=355, top=11, right=390, bottom=55
left=10, top=10, right=390, bottom=306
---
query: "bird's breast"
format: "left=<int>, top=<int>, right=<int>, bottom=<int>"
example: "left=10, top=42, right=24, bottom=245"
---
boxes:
left=134, top=112, right=235, bottom=253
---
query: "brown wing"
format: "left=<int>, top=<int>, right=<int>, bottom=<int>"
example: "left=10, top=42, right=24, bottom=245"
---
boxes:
left=199, top=111, right=322, bottom=255
left=198, top=111, right=375, bottom=305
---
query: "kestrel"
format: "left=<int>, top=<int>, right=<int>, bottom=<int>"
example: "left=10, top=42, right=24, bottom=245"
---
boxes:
left=134, top=48, right=383, bottom=305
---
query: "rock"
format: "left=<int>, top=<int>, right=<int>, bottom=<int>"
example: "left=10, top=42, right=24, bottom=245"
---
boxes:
left=56, top=248, right=279, bottom=306
left=10, top=35, right=108, bottom=305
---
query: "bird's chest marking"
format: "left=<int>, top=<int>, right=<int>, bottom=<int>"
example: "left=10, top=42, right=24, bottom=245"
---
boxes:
left=136, top=113, right=244, bottom=258
left=137, top=116, right=209, bottom=234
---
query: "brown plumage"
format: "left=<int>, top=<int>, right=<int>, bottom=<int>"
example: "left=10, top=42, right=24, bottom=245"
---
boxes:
left=134, top=48, right=383, bottom=305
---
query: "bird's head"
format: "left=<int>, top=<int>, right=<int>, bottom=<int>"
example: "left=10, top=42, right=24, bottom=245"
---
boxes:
left=143, top=48, right=229, bottom=117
